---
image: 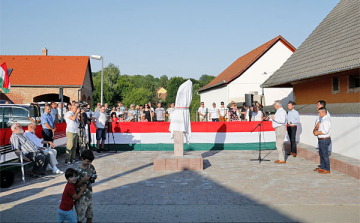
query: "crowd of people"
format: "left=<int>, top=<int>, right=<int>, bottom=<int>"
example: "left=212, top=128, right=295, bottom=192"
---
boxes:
left=198, top=100, right=266, bottom=122
left=8, top=98, right=332, bottom=222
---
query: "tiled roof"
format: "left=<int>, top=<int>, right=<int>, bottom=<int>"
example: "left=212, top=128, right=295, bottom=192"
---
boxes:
left=262, top=0, right=360, bottom=88
left=0, top=55, right=90, bottom=86
left=198, top=35, right=295, bottom=92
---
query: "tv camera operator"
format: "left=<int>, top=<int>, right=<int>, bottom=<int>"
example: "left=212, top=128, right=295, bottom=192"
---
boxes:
left=77, top=102, right=91, bottom=155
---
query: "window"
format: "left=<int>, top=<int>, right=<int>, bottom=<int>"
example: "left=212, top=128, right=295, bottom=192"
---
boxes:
left=348, top=74, right=360, bottom=93
left=332, top=77, right=341, bottom=94
left=349, top=75, right=360, bottom=89
left=0, top=107, right=12, bottom=116
left=12, top=108, right=29, bottom=117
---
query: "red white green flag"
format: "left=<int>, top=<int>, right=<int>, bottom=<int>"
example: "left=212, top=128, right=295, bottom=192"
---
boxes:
left=0, top=62, right=11, bottom=94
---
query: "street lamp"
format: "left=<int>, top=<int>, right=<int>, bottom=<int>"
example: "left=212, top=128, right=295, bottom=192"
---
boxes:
left=90, top=55, right=104, bottom=105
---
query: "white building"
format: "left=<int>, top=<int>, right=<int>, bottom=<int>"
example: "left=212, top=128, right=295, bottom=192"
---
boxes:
left=262, top=1, right=360, bottom=160
left=198, top=35, right=295, bottom=108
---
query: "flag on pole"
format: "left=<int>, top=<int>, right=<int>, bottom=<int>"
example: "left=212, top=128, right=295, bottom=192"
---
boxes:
left=0, top=62, right=11, bottom=94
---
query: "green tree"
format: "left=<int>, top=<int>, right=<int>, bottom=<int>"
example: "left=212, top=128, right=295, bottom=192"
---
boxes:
left=165, top=76, right=186, bottom=105
left=199, top=74, right=216, bottom=87
left=159, top=75, right=168, bottom=89
left=190, top=83, right=201, bottom=121
left=122, top=87, right=153, bottom=107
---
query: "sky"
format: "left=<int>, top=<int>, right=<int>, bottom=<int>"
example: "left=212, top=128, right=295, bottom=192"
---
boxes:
left=0, top=0, right=340, bottom=79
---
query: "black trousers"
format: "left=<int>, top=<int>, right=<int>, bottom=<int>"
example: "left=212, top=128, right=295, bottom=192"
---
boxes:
left=25, top=151, right=50, bottom=174
left=287, top=126, right=297, bottom=154
left=42, top=128, right=53, bottom=147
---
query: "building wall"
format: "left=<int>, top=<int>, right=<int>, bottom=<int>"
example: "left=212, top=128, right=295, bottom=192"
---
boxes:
left=200, top=86, right=228, bottom=117
left=296, top=113, right=360, bottom=160
left=199, top=41, right=294, bottom=107
left=8, top=87, right=82, bottom=104
left=294, top=72, right=360, bottom=105
left=228, top=41, right=294, bottom=106
left=81, top=66, right=93, bottom=104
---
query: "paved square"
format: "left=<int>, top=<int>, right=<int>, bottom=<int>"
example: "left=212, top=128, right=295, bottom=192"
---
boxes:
left=1, top=150, right=359, bottom=222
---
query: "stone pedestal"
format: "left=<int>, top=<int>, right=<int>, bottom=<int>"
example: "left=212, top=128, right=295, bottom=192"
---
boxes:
left=153, top=152, right=203, bottom=171
left=174, top=131, right=184, bottom=156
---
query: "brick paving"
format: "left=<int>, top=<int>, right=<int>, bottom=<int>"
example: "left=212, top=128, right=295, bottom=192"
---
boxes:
left=1, top=150, right=359, bottom=222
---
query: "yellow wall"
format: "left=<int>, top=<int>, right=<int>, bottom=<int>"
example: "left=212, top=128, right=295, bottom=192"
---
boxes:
left=294, top=72, right=360, bottom=105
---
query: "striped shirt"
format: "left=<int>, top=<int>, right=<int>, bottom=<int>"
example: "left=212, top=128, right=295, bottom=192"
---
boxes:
left=10, top=133, right=39, bottom=154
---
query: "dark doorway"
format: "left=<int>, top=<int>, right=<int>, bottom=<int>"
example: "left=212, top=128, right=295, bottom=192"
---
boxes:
left=33, top=93, right=70, bottom=103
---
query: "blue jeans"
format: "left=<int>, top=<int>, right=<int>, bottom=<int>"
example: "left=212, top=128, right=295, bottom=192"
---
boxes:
left=96, top=128, right=107, bottom=141
left=58, top=208, right=77, bottom=223
left=318, top=138, right=331, bottom=171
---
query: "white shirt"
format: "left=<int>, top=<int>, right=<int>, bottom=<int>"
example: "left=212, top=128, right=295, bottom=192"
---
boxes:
left=270, top=107, right=287, bottom=128
left=93, top=111, right=107, bottom=129
left=219, top=107, right=227, bottom=117
left=24, top=130, right=43, bottom=148
left=209, top=107, right=219, bottom=119
left=65, top=111, right=79, bottom=133
left=198, top=107, right=206, bottom=116
left=315, top=111, right=331, bottom=126
left=167, top=107, right=175, bottom=120
left=318, top=114, right=331, bottom=138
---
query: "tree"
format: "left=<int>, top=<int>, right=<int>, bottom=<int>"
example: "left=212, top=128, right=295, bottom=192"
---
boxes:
left=199, top=74, right=216, bottom=87
left=122, top=87, right=153, bottom=107
left=165, top=77, right=186, bottom=105
left=159, top=75, right=168, bottom=89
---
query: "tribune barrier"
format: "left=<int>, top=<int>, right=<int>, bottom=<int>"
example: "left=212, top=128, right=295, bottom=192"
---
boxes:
left=90, top=121, right=277, bottom=151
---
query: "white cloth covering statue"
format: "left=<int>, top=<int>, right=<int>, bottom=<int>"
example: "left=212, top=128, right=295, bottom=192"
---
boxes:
left=169, top=79, right=193, bottom=144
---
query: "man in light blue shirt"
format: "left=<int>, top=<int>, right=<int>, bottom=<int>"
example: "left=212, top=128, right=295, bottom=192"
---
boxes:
left=41, top=105, right=55, bottom=147
left=287, top=101, right=300, bottom=157
left=270, top=100, right=287, bottom=164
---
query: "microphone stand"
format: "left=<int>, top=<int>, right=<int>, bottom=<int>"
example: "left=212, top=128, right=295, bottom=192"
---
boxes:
left=250, top=120, right=270, bottom=163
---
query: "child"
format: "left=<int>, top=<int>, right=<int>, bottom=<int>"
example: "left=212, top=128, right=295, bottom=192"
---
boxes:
left=58, top=168, right=87, bottom=223
left=75, top=150, right=97, bottom=223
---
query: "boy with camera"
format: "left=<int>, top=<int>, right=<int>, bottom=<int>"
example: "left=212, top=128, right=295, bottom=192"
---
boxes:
left=75, top=150, right=97, bottom=223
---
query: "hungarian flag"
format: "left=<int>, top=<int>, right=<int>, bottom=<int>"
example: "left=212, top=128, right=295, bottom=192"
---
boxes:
left=0, top=62, right=11, bottom=94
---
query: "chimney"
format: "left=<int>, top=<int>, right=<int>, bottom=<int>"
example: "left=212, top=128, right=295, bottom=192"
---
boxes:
left=42, top=47, right=48, bottom=56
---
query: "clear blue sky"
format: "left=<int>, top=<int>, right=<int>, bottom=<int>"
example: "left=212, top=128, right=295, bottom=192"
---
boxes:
left=0, top=0, right=339, bottom=79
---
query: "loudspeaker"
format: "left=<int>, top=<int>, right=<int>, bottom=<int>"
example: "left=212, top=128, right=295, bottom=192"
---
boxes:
left=29, top=105, right=40, bottom=117
left=245, top=94, right=253, bottom=107
left=0, top=170, right=14, bottom=188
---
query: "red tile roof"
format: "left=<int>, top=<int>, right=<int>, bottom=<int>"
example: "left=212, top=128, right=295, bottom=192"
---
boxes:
left=198, top=35, right=296, bottom=92
left=0, top=55, right=90, bottom=86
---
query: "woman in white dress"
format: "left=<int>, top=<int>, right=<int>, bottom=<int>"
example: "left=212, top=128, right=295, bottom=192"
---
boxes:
left=251, top=106, right=263, bottom=121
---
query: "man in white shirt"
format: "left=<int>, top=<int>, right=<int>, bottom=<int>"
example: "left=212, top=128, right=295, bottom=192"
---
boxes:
left=219, top=102, right=227, bottom=122
left=313, top=107, right=331, bottom=174
left=92, top=105, right=108, bottom=153
left=166, top=103, right=175, bottom=122
left=198, top=102, right=207, bottom=122
left=313, top=100, right=332, bottom=156
left=25, top=123, right=63, bottom=174
left=209, top=102, right=220, bottom=122
left=65, top=104, right=80, bottom=165
left=270, top=100, right=287, bottom=164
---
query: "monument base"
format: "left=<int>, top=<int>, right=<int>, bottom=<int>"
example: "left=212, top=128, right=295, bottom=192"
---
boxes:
left=153, top=152, right=203, bottom=171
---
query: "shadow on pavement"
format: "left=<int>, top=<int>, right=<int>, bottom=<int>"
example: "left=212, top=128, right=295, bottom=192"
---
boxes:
left=0, top=161, right=299, bottom=222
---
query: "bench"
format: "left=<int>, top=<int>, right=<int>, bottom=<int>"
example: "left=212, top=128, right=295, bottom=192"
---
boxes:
left=0, top=144, right=33, bottom=183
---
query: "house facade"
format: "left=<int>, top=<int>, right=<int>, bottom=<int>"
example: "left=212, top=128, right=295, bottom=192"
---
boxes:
left=262, top=0, right=360, bottom=159
left=0, top=48, right=94, bottom=104
left=198, top=36, right=295, bottom=108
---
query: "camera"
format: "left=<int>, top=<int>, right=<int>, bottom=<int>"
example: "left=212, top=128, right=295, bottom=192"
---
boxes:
left=89, top=174, right=97, bottom=183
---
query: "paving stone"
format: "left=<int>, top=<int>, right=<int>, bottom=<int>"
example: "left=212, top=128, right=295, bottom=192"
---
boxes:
left=0, top=150, right=359, bottom=222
